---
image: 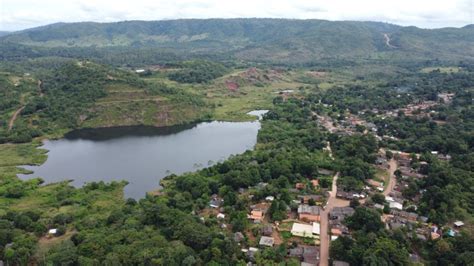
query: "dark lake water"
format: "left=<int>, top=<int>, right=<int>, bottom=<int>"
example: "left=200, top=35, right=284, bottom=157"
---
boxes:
left=19, top=119, right=264, bottom=199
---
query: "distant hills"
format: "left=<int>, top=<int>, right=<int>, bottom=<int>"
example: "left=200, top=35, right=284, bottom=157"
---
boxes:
left=1, top=19, right=473, bottom=64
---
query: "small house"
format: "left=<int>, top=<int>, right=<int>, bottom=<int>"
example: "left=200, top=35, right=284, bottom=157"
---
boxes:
left=291, top=223, right=320, bottom=239
left=298, top=204, right=321, bottom=222
left=298, top=195, right=324, bottom=204
left=431, top=232, right=441, bottom=240
left=234, top=232, right=245, bottom=243
left=262, top=225, right=273, bottom=236
left=259, top=236, right=275, bottom=247
left=265, top=196, right=275, bottom=202
left=209, top=195, right=223, bottom=208
left=389, top=202, right=403, bottom=210
left=248, top=210, right=264, bottom=223
left=454, top=221, right=464, bottom=228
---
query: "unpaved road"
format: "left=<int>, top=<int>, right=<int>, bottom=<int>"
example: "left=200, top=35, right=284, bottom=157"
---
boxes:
left=320, top=172, right=343, bottom=266
left=8, top=106, right=25, bottom=131
left=319, top=151, right=397, bottom=265
left=383, top=33, right=397, bottom=48
left=384, top=158, right=398, bottom=196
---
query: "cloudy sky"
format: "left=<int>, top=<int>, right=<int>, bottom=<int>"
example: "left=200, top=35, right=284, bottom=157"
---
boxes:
left=1, top=0, right=473, bottom=31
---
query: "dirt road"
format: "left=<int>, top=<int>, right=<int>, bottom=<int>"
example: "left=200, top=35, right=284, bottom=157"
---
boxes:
left=8, top=106, right=25, bottom=131
left=319, top=151, right=396, bottom=265
left=319, top=172, right=346, bottom=266
left=384, top=158, right=398, bottom=196
left=383, top=33, right=397, bottom=48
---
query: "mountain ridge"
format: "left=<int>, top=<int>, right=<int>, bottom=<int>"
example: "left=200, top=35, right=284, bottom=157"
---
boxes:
left=1, top=18, right=473, bottom=64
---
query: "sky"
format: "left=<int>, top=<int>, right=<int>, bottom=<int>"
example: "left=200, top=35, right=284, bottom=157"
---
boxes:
left=1, top=0, right=473, bottom=31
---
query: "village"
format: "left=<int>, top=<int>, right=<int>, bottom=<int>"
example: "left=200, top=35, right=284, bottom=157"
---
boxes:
left=192, top=91, right=465, bottom=266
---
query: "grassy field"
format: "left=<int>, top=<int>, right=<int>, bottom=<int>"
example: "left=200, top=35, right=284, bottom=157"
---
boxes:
left=420, top=66, right=462, bottom=73
left=0, top=141, right=48, bottom=176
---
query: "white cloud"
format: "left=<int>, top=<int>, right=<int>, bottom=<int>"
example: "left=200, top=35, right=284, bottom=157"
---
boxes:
left=0, top=0, right=472, bottom=31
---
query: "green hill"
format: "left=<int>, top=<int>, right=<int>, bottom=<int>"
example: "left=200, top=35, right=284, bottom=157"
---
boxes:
left=1, top=19, right=473, bottom=64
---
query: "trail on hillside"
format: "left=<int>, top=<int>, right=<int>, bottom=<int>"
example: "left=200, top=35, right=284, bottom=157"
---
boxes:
left=383, top=33, right=397, bottom=48
left=8, top=106, right=25, bottom=131
left=38, top=79, right=44, bottom=97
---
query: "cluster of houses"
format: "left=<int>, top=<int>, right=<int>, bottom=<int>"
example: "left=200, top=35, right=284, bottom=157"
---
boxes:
left=315, top=114, right=377, bottom=137
left=203, top=178, right=328, bottom=265
left=328, top=207, right=355, bottom=240
left=204, top=104, right=464, bottom=265
left=239, top=178, right=328, bottom=265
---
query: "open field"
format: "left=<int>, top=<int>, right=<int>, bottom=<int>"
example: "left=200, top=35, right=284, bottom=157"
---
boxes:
left=420, top=66, right=462, bottom=73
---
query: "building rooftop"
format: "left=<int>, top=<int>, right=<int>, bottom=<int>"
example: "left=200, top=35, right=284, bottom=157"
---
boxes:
left=298, top=204, right=322, bottom=215
left=259, top=236, right=275, bottom=247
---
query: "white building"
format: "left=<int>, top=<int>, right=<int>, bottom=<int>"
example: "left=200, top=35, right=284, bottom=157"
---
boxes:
left=389, top=202, right=403, bottom=210
left=265, top=196, right=275, bottom=201
left=291, top=222, right=320, bottom=239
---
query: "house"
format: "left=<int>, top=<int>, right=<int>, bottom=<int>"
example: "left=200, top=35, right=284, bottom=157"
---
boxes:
left=289, top=245, right=320, bottom=265
left=392, top=210, right=418, bottom=222
left=296, top=183, right=306, bottom=190
left=265, top=196, right=275, bottom=202
left=291, top=223, right=320, bottom=239
left=431, top=232, right=441, bottom=240
left=336, top=191, right=355, bottom=200
left=48, top=228, right=58, bottom=235
left=262, top=225, right=273, bottom=236
left=298, top=195, right=324, bottom=204
left=248, top=210, right=264, bottom=223
left=259, top=236, right=275, bottom=247
left=331, top=228, right=342, bottom=236
left=389, top=202, right=403, bottom=210
left=311, top=179, right=319, bottom=187
left=374, top=203, right=384, bottom=210
left=313, top=222, right=321, bottom=236
left=135, top=69, right=145, bottom=73
left=234, top=232, right=244, bottom=243
left=242, top=247, right=259, bottom=261
left=217, top=213, right=225, bottom=219
left=329, top=207, right=355, bottom=222
left=209, top=195, right=223, bottom=208
left=298, top=205, right=322, bottom=222
left=454, top=221, right=465, bottom=228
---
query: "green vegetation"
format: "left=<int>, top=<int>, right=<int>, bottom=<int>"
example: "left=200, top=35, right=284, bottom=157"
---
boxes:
left=168, top=61, right=228, bottom=83
left=0, top=19, right=473, bottom=264
left=2, top=19, right=474, bottom=65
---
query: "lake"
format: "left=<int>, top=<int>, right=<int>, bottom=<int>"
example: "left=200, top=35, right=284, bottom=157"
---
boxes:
left=19, top=114, right=266, bottom=199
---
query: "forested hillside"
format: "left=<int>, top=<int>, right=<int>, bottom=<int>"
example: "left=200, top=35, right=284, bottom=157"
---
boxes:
left=1, top=19, right=473, bottom=65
